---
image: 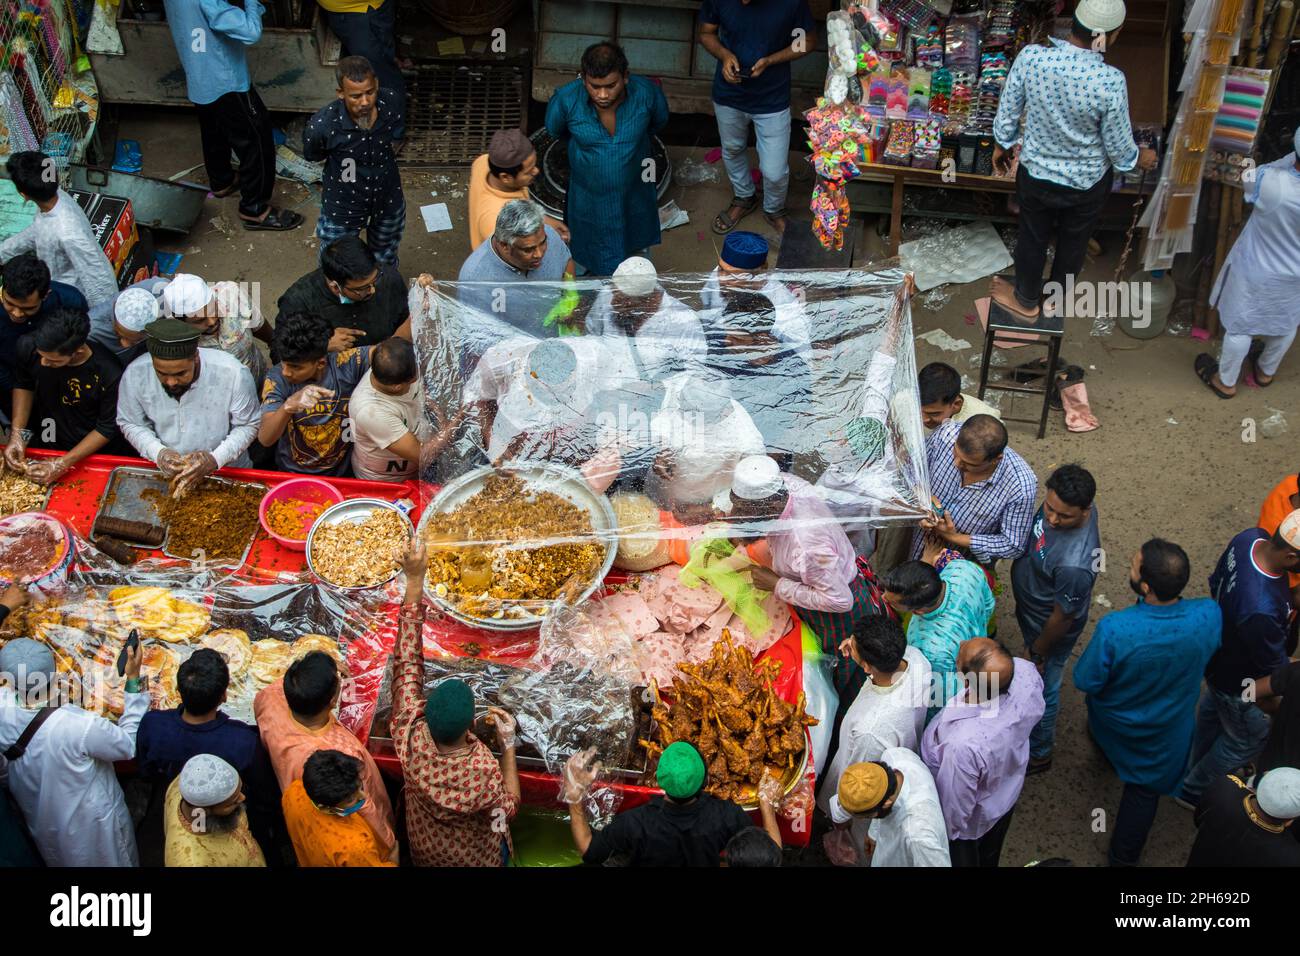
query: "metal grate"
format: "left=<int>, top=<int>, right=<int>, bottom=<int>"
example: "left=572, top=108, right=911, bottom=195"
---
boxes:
left=400, top=62, right=526, bottom=166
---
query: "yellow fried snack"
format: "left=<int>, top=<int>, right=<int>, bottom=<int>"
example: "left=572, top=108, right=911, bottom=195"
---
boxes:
left=290, top=633, right=342, bottom=662
left=163, top=598, right=211, bottom=644
left=248, top=639, right=295, bottom=685
left=109, top=586, right=175, bottom=633
left=198, top=628, right=252, bottom=677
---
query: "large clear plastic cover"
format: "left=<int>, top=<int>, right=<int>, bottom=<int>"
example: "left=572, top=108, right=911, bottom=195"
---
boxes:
left=409, top=268, right=930, bottom=625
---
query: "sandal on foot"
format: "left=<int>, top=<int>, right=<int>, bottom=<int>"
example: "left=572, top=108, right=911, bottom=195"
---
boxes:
left=241, top=207, right=304, bottom=232
left=1194, top=352, right=1234, bottom=399
left=210, top=177, right=240, bottom=199
left=712, top=194, right=759, bottom=235
left=1248, top=340, right=1274, bottom=387
left=763, top=209, right=787, bottom=234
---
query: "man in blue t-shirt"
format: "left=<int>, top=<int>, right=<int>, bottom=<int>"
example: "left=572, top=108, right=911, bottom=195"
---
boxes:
left=699, top=0, right=816, bottom=238
left=1010, top=464, right=1100, bottom=774
left=1178, top=512, right=1300, bottom=807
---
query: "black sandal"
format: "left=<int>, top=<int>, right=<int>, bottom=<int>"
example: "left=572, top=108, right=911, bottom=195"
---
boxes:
left=1194, top=352, right=1235, bottom=399
left=712, top=194, right=759, bottom=235
left=1248, top=340, right=1274, bottom=387
left=241, top=207, right=304, bottom=232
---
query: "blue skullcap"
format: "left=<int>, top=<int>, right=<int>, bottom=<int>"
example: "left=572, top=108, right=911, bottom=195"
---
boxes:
left=721, top=231, right=769, bottom=270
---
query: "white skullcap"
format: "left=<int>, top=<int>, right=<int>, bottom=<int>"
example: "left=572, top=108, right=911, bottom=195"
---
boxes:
left=1257, top=767, right=1300, bottom=820
left=612, top=256, right=657, bottom=298
left=160, top=274, right=214, bottom=318
left=1294, top=126, right=1300, bottom=157
left=732, top=455, right=783, bottom=501
left=676, top=378, right=732, bottom=426
left=1277, top=510, right=1300, bottom=549
left=1075, top=0, right=1125, bottom=33
left=178, top=754, right=240, bottom=808
left=114, top=287, right=161, bottom=332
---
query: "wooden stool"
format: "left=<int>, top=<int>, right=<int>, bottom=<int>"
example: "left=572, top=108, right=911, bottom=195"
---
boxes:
left=977, top=300, right=1065, bottom=439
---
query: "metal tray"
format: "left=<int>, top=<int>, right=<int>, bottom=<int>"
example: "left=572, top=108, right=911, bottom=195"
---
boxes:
left=417, top=461, right=619, bottom=632
left=305, top=497, right=413, bottom=591
left=93, top=466, right=266, bottom=569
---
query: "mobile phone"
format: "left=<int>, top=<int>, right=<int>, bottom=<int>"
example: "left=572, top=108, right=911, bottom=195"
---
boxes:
left=117, top=630, right=139, bottom=677
left=738, top=66, right=752, bottom=79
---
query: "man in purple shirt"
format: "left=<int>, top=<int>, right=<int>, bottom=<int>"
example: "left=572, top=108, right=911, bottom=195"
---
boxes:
left=922, top=637, right=1046, bottom=867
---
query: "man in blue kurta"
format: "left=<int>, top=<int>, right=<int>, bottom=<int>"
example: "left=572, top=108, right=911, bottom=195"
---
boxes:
left=544, top=41, right=669, bottom=276
left=1073, top=539, right=1221, bottom=867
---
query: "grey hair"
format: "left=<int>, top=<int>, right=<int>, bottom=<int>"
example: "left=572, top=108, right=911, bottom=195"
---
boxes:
left=494, top=199, right=546, bottom=245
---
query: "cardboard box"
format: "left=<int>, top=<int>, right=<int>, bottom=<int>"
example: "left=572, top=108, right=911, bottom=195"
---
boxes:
left=68, top=189, right=139, bottom=278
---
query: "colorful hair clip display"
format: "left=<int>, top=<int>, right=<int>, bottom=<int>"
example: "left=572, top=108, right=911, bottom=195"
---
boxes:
left=907, top=67, right=931, bottom=119
left=885, top=68, right=909, bottom=119
left=915, top=24, right=944, bottom=69
left=911, top=118, right=942, bottom=169
left=811, top=178, right=853, bottom=250
left=883, top=119, right=916, bottom=166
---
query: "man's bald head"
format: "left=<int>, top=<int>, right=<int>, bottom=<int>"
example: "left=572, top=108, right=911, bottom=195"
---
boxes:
left=957, top=637, right=1015, bottom=702
left=956, top=414, right=1008, bottom=464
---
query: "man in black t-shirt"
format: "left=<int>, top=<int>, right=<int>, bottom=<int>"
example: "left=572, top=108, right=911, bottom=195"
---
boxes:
left=1255, top=660, right=1300, bottom=774
left=563, top=741, right=782, bottom=867
left=3, top=307, right=128, bottom=483
left=275, top=236, right=412, bottom=352
left=1187, top=769, right=1300, bottom=867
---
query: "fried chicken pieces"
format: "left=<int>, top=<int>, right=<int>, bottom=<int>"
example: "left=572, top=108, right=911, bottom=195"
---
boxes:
left=639, top=632, right=818, bottom=803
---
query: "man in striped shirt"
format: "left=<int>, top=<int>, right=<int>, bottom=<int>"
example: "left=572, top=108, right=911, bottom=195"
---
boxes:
left=913, top=415, right=1037, bottom=566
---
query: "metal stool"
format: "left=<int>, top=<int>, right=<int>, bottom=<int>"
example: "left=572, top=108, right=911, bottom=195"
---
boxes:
left=977, top=301, right=1065, bottom=439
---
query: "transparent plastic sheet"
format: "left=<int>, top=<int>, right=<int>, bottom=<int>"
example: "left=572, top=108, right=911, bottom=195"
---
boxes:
left=0, top=553, right=379, bottom=727
left=411, top=268, right=931, bottom=629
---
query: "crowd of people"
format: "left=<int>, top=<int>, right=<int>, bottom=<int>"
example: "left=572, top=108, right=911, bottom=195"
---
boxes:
left=0, top=0, right=1298, bottom=870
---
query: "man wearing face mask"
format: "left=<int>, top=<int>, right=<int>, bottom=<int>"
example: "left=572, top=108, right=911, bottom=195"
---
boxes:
left=1073, top=539, right=1220, bottom=867
left=276, top=236, right=415, bottom=352
left=116, top=319, right=261, bottom=494
left=161, top=273, right=271, bottom=387
left=825, top=755, right=950, bottom=868
left=281, top=749, right=396, bottom=867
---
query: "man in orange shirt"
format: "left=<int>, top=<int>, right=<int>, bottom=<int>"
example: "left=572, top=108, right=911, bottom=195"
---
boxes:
left=282, top=749, right=396, bottom=866
left=1259, top=472, right=1300, bottom=596
left=468, top=129, right=569, bottom=249
left=254, top=651, right=397, bottom=861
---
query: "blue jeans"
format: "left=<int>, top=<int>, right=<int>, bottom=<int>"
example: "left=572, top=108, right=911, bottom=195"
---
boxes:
left=1108, top=782, right=1160, bottom=867
left=1023, top=627, right=1079, bottom=760
left=1179, top=686, right=1271, bottom=803
left=327, top=0, right=406, bottom=139
left=713, top=103, right=791, bottom=214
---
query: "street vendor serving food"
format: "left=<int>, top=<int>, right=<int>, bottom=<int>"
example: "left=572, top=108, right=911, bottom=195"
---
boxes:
left=116, top=318, right=261, bottom=496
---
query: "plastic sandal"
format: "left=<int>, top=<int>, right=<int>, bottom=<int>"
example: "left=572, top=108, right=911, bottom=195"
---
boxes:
left=712, top=195, right=758, bottom=235
left=1194, top=352, right=1234, bottom=400
left=241, top=207, right=304, bottom=232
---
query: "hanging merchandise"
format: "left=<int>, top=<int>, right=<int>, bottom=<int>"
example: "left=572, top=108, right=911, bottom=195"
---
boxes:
left=811, top=178, right=852, bottom=250
left=825, top=11, right=868, bottom=106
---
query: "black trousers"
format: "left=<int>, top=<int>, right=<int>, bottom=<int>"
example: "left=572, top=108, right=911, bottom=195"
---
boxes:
left=1108, top=782, right=1161, bottom=866
left=195, top=88, right=276, bottom=219
left=1012, top=166, right=1113, bottom=309
left=949, top=805, right=1015, bottom=867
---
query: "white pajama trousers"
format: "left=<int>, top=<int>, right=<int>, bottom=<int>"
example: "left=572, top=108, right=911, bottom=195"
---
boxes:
left=1218, top=330, right=1297, bottom=387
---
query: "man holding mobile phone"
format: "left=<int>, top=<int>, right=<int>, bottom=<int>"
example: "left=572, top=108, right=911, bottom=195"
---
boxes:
left=699, top=0, right=816, bottom=238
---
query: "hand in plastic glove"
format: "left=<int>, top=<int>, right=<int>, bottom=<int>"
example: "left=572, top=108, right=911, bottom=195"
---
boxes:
left=156, top=447, right=187, bottom=478
left=283, top=384, right=334, bottom=416
left=562, top=747, right=602, bottom=804
left=24, top=457, right=68, bottom=486
left=485, top=706, right=517, bottom=751
left=172, top=451, right=217, bottom=498
left=757, top=769, right=784, bottom=810
left=3, top=439, right=27, bottom=473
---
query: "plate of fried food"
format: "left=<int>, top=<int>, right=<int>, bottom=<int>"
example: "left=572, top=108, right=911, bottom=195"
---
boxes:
left=639, top=632, right=817, bottom=810
left=418, top=462, right=617, bottom=631
left=306, top=498, right=413, bottom=590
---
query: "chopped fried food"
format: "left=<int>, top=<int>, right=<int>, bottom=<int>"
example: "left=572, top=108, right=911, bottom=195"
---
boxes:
left=310, top=508, right=409, bottom=588
left=0, top=470, right=48, bottom=516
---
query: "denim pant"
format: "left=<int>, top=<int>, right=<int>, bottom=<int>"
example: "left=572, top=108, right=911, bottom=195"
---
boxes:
left=1179, top=686, right=1271, bottom=803
left=327, top=0, right=406, bottom=139
left=1108, top=782, right=1160, bottom=866
left=1022, top=625, right=1079, bottom=760
left=713, top=102, right=791, bottom=214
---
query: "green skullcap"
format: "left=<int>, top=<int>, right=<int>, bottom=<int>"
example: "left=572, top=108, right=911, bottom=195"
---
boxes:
left=656, top=741, right=706, bottom=799
left=424, top=678, right=475, bottom=744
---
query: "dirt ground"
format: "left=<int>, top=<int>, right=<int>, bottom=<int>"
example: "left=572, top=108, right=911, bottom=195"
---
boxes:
left=117, top=107, right=1296, bottom=867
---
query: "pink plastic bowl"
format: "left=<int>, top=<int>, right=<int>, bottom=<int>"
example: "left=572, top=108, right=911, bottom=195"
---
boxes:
left=258, top=478, right=345, bottom=552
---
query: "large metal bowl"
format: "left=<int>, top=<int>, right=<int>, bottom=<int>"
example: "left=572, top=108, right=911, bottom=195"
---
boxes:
left=417, top=461, right=618, bottom=631
left=305, top=498, right=413, bottom=592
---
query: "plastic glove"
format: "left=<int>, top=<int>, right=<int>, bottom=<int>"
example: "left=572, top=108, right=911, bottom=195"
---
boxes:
left=757, top=769, right=784, bottom=809
left=823, top=828, right=860, bottom=867
left=485, top=706, right=517, bottom=750
left=561, top=747, right=602, bottom=804
left=156, top=447, right=187, bottom=477
left=23, top=457, right=68, bottom=486
left=172, top=451, right=217, bottom=498
left=3, top=440, right=27, bottom=473
left=283, top=384, right=335, bottom=415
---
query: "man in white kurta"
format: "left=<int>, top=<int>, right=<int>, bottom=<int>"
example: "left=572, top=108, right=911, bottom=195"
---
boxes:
left=0, top=187, right=119, bottom=308
left=0, top=639, right=148, bottom=867
left=829, top=748, right=951, bottom=867
left=1200, top=134, right=1300, bottom=396
left=585, top=257, right=707, bottom=382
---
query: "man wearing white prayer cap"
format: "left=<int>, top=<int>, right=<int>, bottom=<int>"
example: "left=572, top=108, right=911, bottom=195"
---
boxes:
left=165, top=753, right=266, bottom=867
left=0, top=634, right=147, bottom=866
left=719, top=454, right=876, bottom=732
left=161, top=272, right=270, bottom=385
left=1187, top=767, right=1300, bottom=867
left=586, top=256, right=706, bottom=382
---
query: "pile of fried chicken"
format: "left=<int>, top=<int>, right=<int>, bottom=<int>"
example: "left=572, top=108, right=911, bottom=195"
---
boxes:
left=640, top=632, right=818, bottom=803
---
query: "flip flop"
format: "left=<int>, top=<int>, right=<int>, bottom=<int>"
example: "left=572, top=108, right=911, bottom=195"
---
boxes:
left=1194, top=352, right=1234, bottom=400
left=1008, top=354, right=1072, bottom=383
left=1248, top=340, right=1274, bottom=387
left=210, top=176, right=240, bottom=199
left=241, top=207, right=304, bottom=232
left=712, top=194, right=759, bottom=235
